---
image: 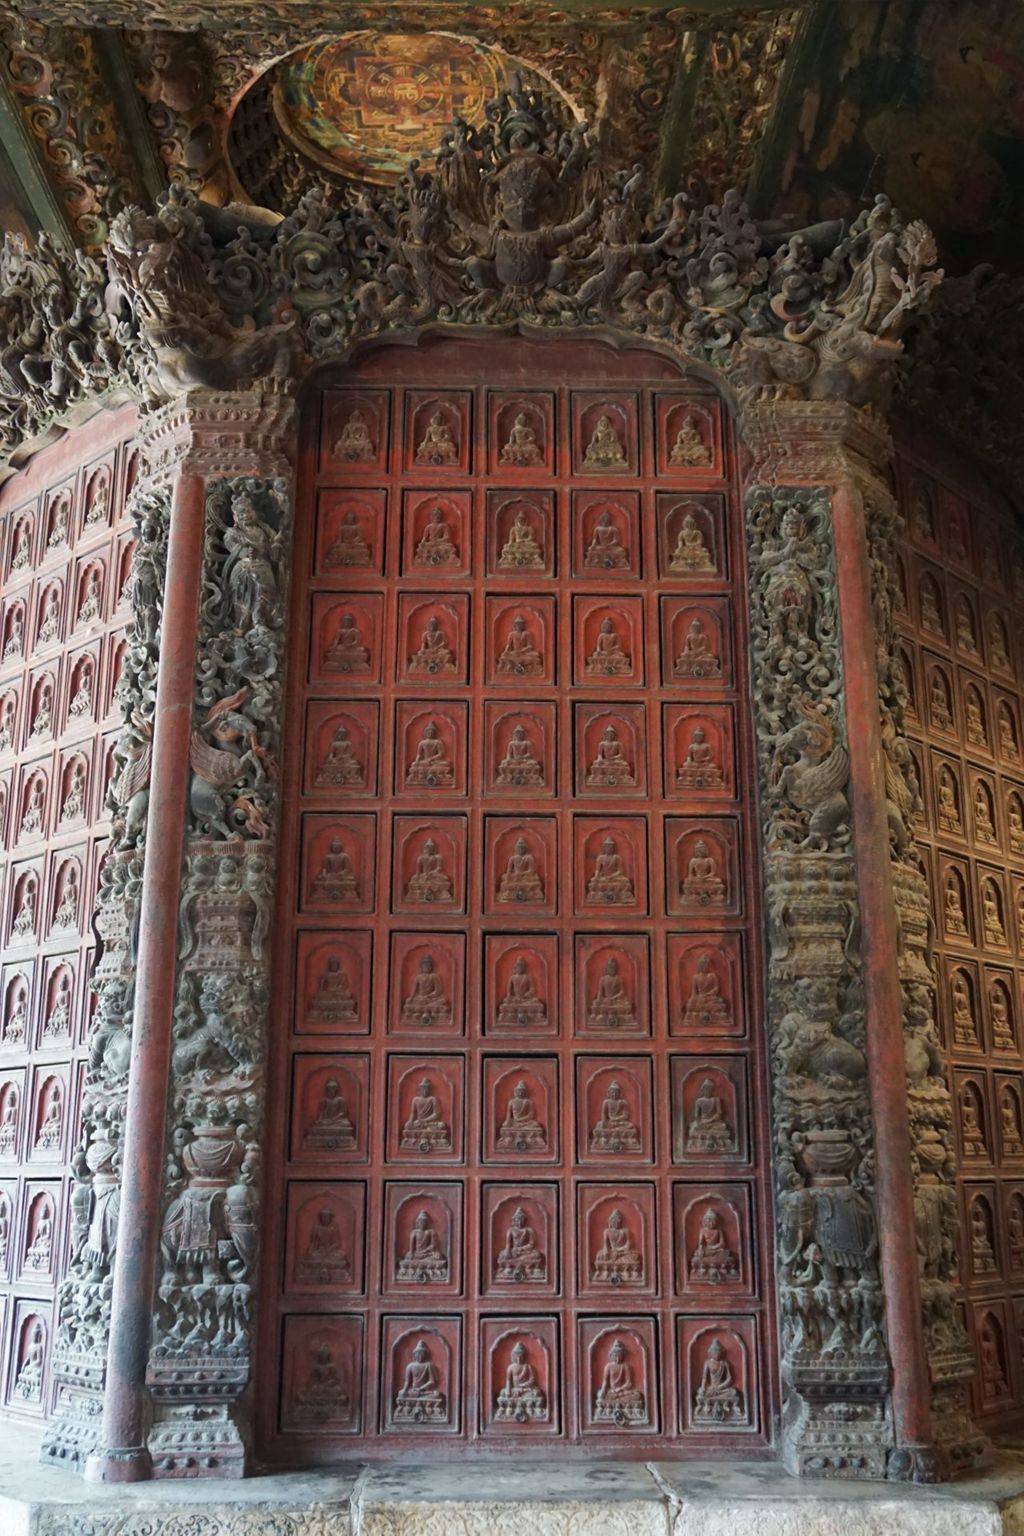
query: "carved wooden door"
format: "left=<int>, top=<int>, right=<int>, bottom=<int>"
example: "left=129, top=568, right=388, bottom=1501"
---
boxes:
left=260, top=335, right=775, bottom=1457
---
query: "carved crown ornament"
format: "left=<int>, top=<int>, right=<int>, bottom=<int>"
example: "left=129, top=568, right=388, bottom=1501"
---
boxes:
left=0, top=74, right=944, bottom=466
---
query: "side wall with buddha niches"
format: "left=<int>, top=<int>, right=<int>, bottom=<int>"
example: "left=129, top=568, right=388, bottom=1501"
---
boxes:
left=894, top=438, right=1024, bottom=1427
left=0, top=409, right=136, bottom=1422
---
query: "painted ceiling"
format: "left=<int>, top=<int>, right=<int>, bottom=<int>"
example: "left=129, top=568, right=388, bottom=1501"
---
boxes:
left=0, top=0, right=1020, bottom=278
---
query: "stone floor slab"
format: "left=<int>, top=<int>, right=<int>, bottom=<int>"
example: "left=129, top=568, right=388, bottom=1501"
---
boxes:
left=3, top=1423, right=1024, bottom=1536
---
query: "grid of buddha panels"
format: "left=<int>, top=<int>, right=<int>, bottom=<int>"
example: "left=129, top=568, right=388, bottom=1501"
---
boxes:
left=894, top=445, right=1024, bottom=1423
left=0, top=413, right=136, bottom=1422
left=260, top=356, right=776, bottom=1458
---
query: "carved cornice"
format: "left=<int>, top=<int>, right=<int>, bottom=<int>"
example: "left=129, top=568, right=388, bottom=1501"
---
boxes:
left=0, top=75, right=942, bottom=470
left=740, top=400, right=893, bottom=487
left=136, top=388, right=298, bottom=482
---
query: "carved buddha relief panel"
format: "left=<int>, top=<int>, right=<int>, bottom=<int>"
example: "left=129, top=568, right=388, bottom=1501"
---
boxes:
left=262, top=339, right=773, bottom=1455
left=895, top=449, right=1024, bottom=1422
left=0, top=413, right=135, bottom=1421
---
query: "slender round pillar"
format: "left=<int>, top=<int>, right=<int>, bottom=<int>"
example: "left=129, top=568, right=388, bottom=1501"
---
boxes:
left=84, top=470, right=207, bottom=1483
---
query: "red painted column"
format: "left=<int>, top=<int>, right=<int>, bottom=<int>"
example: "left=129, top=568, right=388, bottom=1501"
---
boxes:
left=84, top=470, right=207, bottom=1483
left=832, top=478, right=934, bottom=1463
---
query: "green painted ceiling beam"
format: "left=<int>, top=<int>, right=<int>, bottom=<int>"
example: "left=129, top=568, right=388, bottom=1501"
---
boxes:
left=92, top=26, right=167, bottom=207
left=744, top=0, right=828, bottom=218
left=0, top=61, right=76, bottom=247
left=655, top=31, right=707, bottom=200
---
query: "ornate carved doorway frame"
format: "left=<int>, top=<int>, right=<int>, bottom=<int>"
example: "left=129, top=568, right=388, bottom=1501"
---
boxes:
left=256, top=330, right=779, bottom=1459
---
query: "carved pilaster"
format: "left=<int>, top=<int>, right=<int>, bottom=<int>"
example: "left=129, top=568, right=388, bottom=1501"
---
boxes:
left=143, top=446, right=295, bottom=1474
left=744, top=479, right=889, bottom=1476
left=742, top=398, right=988, bottom=1479
left=41, top=488, right=170, bottom=1471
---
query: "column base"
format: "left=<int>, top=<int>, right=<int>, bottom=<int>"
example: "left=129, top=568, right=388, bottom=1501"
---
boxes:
left=83, top=1446, right=153, bottom=1483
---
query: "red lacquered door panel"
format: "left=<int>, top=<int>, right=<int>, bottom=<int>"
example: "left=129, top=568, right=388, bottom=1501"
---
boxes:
left=259, top=336, right=776, bottom=1459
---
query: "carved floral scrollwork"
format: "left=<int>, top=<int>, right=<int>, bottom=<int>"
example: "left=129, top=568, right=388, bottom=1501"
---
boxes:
left=0, top=74, right=943, bottom=473
left=42, top=487, right=170, bottom=1471
left=747, top=485, right=889, bottom=1477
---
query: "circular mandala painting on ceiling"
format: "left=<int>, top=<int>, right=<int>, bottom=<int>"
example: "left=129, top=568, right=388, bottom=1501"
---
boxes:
left=275, top=32, right=512, bottom=184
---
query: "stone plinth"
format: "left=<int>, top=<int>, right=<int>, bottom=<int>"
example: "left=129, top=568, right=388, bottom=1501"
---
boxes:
left=4, top=1424, right=1024, bottom=1536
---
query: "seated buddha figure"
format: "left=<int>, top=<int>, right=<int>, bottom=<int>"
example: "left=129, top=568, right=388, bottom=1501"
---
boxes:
left=1011, top=1202, right=1024, bottom=1273
left=670, top=510, right=713, bottom=572
left=972, top=1200, right=997, bottom=1273
left=498, top=837, right=545, bottom=904
left=313, top=839, right=359, bottom=903
left=325, top=612, right=370, bottom=674
left=950, top=972, right=978, bottom=1048
left=308, top=954, right=358, bottom=1026
left=496, top=725, right=543, bottom=787
left=497, top=1080, right=547, bottom=1153
left=990, top=981, right=1016, bottom=1052
left=693, top=1338, right=743, bottom=1423
left=1001, top=1089, right=1024, bottom=1158
left=586, top=836, right=634, bottom=905
left=296, top=1344, right=349, bottom=1422
left=687, top=1077, right=735, bottom=1154
left=496, top=1206, right=546, bottom=1281
left=497, top=615, right=543, bottom=675
left=400, top=1079, right=452, bottom=1153
left=960, top=1089, right=987, bottom=1158
left=296, top=1206, right=351, bottom=1284
left=332, top=407, right=375, bottom=462
left=589, top=1080, right=641, bottom=1154
left=682, top=953, right=730, bottom=1029
left=982, top=880, right=1007, bottom=947
left=587, top=956, right=637, bottom=1031
left=405, top=721, right=454, bottom=788
left=1010, top=797, right=1024, bottom=855
left=500, top=412, right=544, bottom=466
left=675, top=615, right=720, bottom=678
left=669, top=414, right=710, bottom=467
left=315, top=722, right=364, bottom=787
left=400, top=954, right=451, bottom=1029
left=586, top=725, right=636, bottom=788
left=303, top=1078, right=357, bottom=1153
left=689, top=1205, right=739, bottom=1283
left=498, top=509, right=544, bottom=570
left=592, top=1208, right=642, bottom=1285
left=681, top=839, right=725, bottom=905
left=393, top=1339, right=446, bottom=1423
left=676, top=726, right=723, bottom=789
left=584, top=511, right=629, bottom=570
left=495, top=1341, right=546, bottom=1421
left=415, top=411, right=457, bottom=465
left=975, top=783, right=996, bottom=843
left=325, top=510, right=372, bottom=567
left=944, top=874, right=968, bottom=936
left=585, top=616, right=631, bottom=677
left=583, top=414, right=626, bottom=468
left=408, top=616, right=457, bottom=675
left=405, top=838, right=453, bottom=905
left=936, top=769, right=961, bottom=833
left=414, top=505, right=460, bottom=567
left=496, top=956, right=547, bottom=1029
left=397, top=1209, right=449, bottom=1283
left=593, top=1338, right=645, bottom=1423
